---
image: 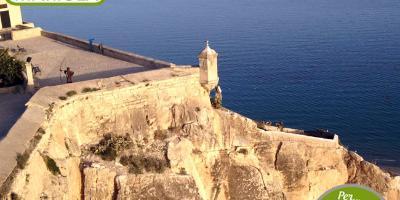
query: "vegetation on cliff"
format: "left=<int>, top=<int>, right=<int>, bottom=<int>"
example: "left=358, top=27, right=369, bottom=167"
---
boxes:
left=88, top=134, right=133, bottom=161
left=84, top=132, right=171, bottom=174
left=0, top=49, right=25, bottom=87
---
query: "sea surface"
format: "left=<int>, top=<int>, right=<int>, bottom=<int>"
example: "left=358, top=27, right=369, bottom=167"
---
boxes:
left=23, top=0, right=400, bottom=168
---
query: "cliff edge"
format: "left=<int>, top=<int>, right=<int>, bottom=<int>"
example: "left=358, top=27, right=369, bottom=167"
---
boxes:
left=0, top=67, right=399, bottom=200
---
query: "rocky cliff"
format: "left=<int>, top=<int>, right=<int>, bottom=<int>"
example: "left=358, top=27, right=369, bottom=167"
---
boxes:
left=1, top=68, right=399, bottom=199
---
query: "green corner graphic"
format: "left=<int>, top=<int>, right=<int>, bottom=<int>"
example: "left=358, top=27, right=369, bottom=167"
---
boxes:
left=6, top=0, right=105, bottom=6
left=318, top=184, right=384, bottom=200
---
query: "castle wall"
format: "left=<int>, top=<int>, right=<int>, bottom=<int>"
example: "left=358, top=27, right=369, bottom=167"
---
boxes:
left=266, top=131, right=339, bottom=148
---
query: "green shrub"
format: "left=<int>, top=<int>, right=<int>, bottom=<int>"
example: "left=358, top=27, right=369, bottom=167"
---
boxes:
left=66, top=90, right=77, bottom=97
left=81, top=87, right=92, bottom=93
left=25, top=174, right=30, bottom=183
left=192, top=148, right=202, bottom=155
left=16, top=152, right=29, bottom=169
left=58, top=96, right=67, bottom=100
left=45, top=103, right=55, bottom=120
left=0, top=49, right=25, bottom=87
left=237, top=148, right=248, bottom=155
left=168, top=126, right=179, bottom=133
left=33, top=134, right=42, bottom=144
left=120, top=154, right=167, bottom=174
left=81, top=87, right=100, bottom=93
left=154, top=129, right=168, bottom=140
left=171, top=73, right=179, bottom=77
left=120, top=155, right=143, bottom=174
left=178, top=167, right=187, bottom=175
left=37, top=127, right=46, bottom=135
left=89, top=134, right=133, bottom=161
left=65, top=140, right=70, bottom=151
left=41, top=155, right=61, bottom=176
left=10, top=192, right=21, bottom=200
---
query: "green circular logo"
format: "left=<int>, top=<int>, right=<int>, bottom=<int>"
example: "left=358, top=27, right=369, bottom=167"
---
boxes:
left=318, top=184, right=383, bottom=200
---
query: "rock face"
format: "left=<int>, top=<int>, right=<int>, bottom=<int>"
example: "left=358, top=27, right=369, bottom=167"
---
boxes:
left=2, top=73, right=399, bottom=200
left=116, top=174, right=201, bottom=200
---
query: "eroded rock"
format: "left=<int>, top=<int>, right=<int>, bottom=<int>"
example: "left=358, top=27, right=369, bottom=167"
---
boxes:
left=116, top=174, right=201, bottom=200
left=3, top=76, right=400, bottom=200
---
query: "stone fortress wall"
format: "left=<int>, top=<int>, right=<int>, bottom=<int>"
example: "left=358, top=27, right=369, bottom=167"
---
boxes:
left=263, top=129, right=339, bottom=148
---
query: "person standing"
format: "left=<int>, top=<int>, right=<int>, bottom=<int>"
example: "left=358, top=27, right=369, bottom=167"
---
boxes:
left=64, top=67, right=74, bottom=83
left=99, top=43, right=104, bottom=54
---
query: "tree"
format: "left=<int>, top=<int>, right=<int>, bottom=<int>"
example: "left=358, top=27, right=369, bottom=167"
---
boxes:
left=0, top=49, right=25, bottom=87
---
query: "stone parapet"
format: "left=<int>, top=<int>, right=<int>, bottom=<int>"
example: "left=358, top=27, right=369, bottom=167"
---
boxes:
left=263, top=131, right=339, bottom=148
left=11, top=27, right=42, bottom=40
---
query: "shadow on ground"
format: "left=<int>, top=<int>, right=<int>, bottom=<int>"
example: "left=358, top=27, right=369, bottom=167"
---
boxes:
left=0, top=93, right=32, bottom=139
left=38, top=65, right=152, bottom=87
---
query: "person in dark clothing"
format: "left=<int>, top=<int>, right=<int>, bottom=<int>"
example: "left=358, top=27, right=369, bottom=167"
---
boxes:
left=64, top=67, right=74, bottom=83
left=99, top=43, right=104, bottom=54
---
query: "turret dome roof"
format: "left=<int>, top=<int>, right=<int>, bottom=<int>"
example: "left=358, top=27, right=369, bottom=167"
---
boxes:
left=198, top=41, right=218, bottom=58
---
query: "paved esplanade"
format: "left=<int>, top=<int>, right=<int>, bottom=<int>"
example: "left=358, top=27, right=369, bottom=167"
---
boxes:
left=0, top=36, right=153, bottom=137
left=0, top=36, right=147, bottom=86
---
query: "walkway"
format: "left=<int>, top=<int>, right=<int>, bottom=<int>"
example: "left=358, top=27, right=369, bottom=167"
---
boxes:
left=0, top=36, right=159, bottom=138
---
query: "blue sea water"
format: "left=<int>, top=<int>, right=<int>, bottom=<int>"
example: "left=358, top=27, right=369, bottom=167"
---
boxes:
left=23, top=0, right=400, bottom=168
